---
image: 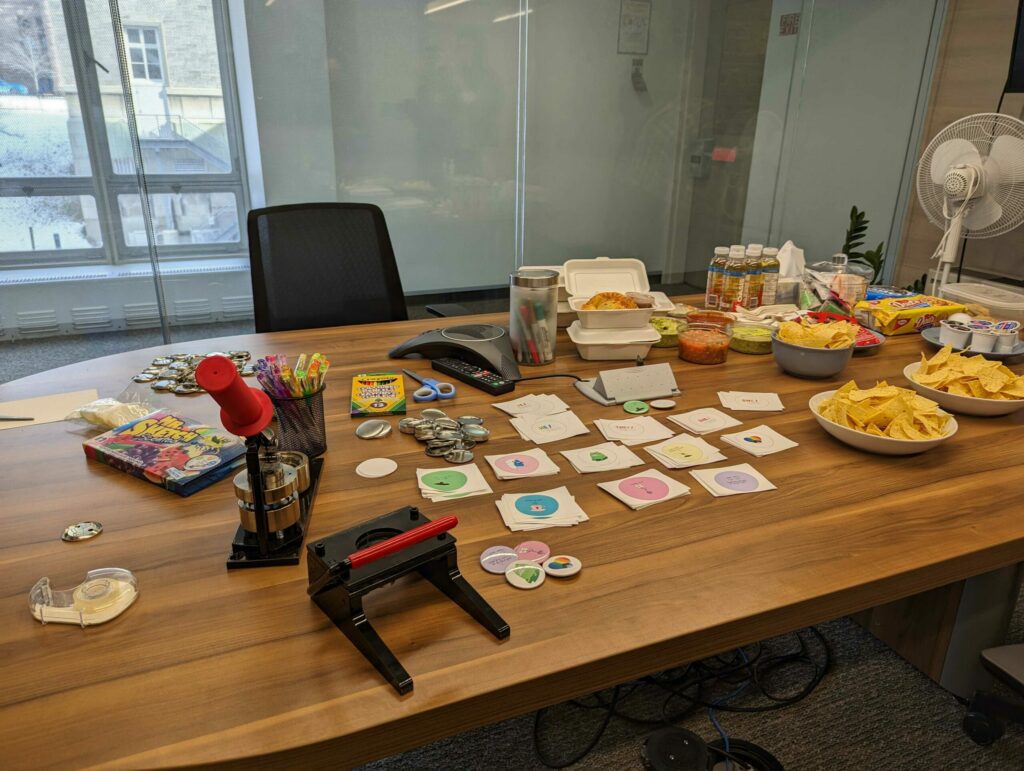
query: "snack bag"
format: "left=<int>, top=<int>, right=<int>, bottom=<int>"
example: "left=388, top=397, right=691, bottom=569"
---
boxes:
left=853, top=295, right=965, bottom=336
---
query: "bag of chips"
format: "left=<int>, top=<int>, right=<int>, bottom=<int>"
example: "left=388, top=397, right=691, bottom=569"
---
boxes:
left=853, top=295, right=965, bottom=336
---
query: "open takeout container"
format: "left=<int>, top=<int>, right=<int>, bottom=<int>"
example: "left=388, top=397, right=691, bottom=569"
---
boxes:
left=565, top=257, right=674, bottom=329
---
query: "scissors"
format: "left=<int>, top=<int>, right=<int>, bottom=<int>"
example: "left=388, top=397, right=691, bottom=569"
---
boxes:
left=403, top=369, right=456, bottom=402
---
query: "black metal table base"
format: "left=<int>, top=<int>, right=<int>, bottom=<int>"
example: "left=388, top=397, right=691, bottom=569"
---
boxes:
left=226, top=456, right=324, bottom=569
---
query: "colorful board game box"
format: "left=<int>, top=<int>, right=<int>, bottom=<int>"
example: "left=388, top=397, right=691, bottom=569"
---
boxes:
left=350, top=372, right=406, bottom=416
left=82, top=411, right=245, bottom=496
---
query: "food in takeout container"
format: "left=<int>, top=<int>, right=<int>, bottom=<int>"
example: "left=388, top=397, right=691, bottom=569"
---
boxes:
left=853, top=294, right=966, bottom=336
left=649, top=316, right=682, bottom=347
left=564, top=257, right=674, bottom=329
left=729, top=324, right=773, bottom=355
left=678, top=324, right=731, bottom=365
left=810, top=380, right=957, bottom=455
left=566, top=321, right=660, bottom=360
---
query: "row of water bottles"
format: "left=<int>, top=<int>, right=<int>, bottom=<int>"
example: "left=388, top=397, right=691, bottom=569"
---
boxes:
left=704, top=243, right=780, bottom=311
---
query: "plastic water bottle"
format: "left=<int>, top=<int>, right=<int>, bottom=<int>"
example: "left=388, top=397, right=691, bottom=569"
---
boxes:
left=760, top=247, right=780, bottom=305
left=704, top=246, right=729, bottom=309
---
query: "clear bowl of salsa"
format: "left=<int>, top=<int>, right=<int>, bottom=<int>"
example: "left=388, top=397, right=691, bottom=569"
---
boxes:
left=678, top=323, right=732, bottom=364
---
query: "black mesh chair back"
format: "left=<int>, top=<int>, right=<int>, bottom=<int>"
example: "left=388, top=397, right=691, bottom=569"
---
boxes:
left=247, top=203, right=408, bottom=332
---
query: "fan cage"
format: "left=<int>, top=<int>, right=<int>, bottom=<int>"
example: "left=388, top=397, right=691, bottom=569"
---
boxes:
left=916, top=112, right=1024, bottom=238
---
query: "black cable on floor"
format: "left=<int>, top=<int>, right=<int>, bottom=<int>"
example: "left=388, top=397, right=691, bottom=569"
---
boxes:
left=532, top=627, right=831, bottom=768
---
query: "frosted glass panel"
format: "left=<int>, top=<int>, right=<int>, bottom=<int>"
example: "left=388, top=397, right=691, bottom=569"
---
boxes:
left=522, top=0, right=693, bottom=279
left=247, top=0, right=521, bottom=293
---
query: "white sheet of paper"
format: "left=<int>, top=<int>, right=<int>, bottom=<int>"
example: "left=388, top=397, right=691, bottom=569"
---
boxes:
left=510, top=410, right=590, bottom=445
left=719, top=425, right=798, bottom=457
left=560, top=441, right=645, bottom=473
left=643, top=434, right=727, bottom=469
left=0, top=389, right=99, bottom=431
left=594, top=416, right=674, bottom=446
left=484, top=448, right=561, bottom=479
left=689, top=463, right=777, bottom=497
left=598, top=468, right=691, bottom=510
left=667, top=408, right=742, bottom=435
left=718, top=391, right=785, bottom=412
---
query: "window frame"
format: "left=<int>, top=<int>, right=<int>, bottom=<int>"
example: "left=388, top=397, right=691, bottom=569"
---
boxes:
left=0, top=0, right=249, bottom=269
left=124, top=25, right=165, bottom=82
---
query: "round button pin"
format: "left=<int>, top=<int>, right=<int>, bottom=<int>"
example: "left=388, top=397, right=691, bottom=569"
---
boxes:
left=623, top=400, right=649, bottom=414
left=650, top=399, right=677, bottom=410
left=505, top=560, right=546, bottom=589
left=480, top=545, right=518, bottom=574
left=421, top=408, right=448, bottom=421
left=514, top=540, right=551, bottom=563
left=355, top=458, right=398, bottom=478
left=543, top=555, right=582, bottom=577
left=61, top=521, right=103, bottom=542
left=355, top=419, right=392, bottom=439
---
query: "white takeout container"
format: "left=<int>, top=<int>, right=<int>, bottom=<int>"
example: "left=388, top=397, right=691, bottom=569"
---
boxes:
left=903, top=362, right=1024, bottom=417
left=939, top=281, right=1024, bottom=325
left=564, top=257, right=674, bottom=329
left=566, top=321, right=661, bottom=360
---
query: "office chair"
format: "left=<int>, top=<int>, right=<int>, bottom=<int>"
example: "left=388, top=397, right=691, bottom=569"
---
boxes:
left=247, top=203, right=467, bottom=332
left=963, top=644, right=1024, bottom=745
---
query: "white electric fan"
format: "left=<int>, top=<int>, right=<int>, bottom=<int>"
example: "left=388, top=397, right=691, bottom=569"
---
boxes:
left=916, top=112, right=1024, bottom=295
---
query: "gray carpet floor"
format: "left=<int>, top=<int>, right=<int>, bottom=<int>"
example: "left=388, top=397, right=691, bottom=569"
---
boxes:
left=361, top=599, right=1024, bottom=770
left=5, top=303, right=1024, bottom=769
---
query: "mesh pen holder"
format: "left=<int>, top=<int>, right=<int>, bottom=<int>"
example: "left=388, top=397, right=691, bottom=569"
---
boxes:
left=267, top=386, right=327, bottom=458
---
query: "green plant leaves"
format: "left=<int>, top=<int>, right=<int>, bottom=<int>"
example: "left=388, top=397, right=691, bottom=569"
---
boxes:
left=842, top=206, right=885, bottom=283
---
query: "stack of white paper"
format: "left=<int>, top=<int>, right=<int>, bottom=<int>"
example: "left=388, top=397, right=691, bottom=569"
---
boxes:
left=416, top=464, right=493, bottom=502
left=643, top=434, right=727, bottom=469
left=593, top=416, right=675, bottom=446
left=667, top=408, right=742, bottom=435
left=510, top=410, right=590, bottom=445
left=719, top=425, right=798, bottom=457
left=559, top=441, right=645, bottom=474
left=484, top=448, right=561, bottom=479
left=689, top=463, right=777, bottom=497
left=492, top=393, right=570, bottom=417
left=598, top=468, right=692, bottom=510
left=495, top=486, right=590, bottom=531
left=718, top=391, right=785, bottom=412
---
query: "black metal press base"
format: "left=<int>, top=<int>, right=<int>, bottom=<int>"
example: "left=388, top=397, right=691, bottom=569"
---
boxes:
left=307, top=506, right=510, bottom=694
left=226, top=457, right=324, bottom=569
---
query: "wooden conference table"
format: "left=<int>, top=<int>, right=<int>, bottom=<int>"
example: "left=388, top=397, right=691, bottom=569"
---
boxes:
left=1, top=303, right=1023, bottom=769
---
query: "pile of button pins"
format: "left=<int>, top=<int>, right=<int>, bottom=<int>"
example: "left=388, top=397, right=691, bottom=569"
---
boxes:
left=132, top=351, right=254, bottom=395
left=399, top=407, right=490, bottom=464
left=480, top=540, right=583, bottom=589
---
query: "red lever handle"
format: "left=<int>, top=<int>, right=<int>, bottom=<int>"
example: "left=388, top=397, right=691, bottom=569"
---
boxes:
left=346, top=515, right=458, bottom=569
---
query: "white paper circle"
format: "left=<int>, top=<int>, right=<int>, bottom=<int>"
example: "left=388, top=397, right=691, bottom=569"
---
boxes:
left=355, top=458, right=399, bottom=478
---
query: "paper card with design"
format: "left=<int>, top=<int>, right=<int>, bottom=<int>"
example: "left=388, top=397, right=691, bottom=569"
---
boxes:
left=510, top=410, right=590, bottom=444
left=559, top=441, right=645, bottom=474
left=415, top=463, right=493, bottom=502
left=496, top=486, right=589, bottom=531
left=593, top=416, right=675, bottom=446
left=667, top=407, right=742, bottom=435
left=688, top=463, right=777, bottom=497
left=718, top=391, right=785, bottom=412
left=719, top=425, right=798, bottom=457
left=492, top=393, right=570, bottom=416
left=643, top=434, right=727, bottom=469
left=597, top=468, right=692, bottom=510
left=484, top=448, right=561, bottom=480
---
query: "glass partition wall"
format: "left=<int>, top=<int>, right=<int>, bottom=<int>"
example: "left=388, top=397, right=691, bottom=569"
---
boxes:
left=1, top=0, right=944, bottom=382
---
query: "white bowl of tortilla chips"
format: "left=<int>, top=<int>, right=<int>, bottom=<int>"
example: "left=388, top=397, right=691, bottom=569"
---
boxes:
left=809, top=380, right=958, bottom=455
left=903, top=345, right=1024, bottom=417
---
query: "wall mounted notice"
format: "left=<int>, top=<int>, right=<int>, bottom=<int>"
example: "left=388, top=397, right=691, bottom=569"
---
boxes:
left=618, top=0, right=651, bottom=55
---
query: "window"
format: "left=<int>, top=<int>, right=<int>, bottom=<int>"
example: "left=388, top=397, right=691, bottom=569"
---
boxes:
left=0, top=0, right=248, bottom=268
left=125, top=26, right=164, bottom=82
